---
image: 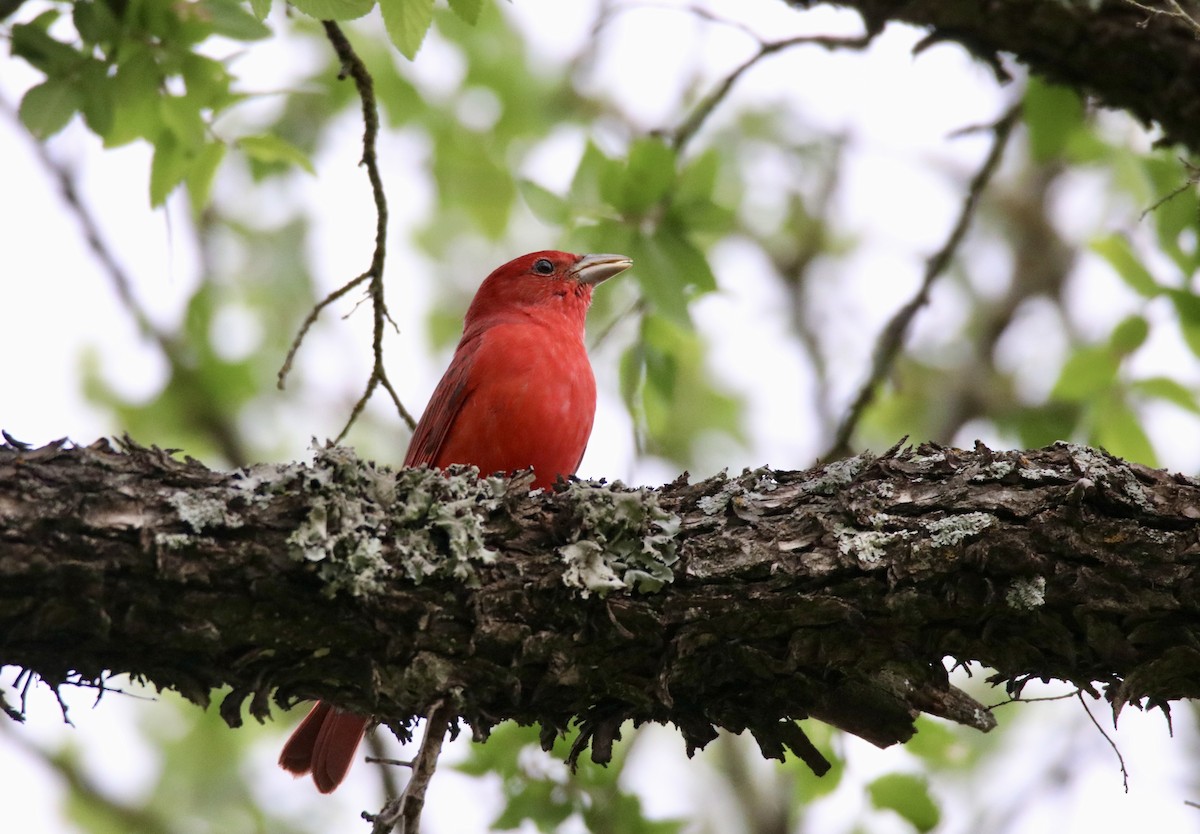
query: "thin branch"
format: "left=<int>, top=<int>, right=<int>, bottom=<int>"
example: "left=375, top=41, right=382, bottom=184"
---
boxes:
left=671, top=32, right=873, bottom=152
left=823, top=104, right=1022, bottom=460
left=367, top=701, right=458, bottom=834
left=1122, top=0, right=1200, bottom=35
left=1077, top=691, right=1130, bottom=793
left=1139, top=155, right=1200, bottom=220
left=278, top=22, right=417, bottom=436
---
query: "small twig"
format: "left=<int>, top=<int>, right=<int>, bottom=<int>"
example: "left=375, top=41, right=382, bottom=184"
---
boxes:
left=823, top=104, right=1021, bottom=460
left=1139, top=156, right=1200, bottom=221
left=366, top=755, right=416, bottom=768
left=1122, top=0, right=1200, bottom=35
left=1077, top=691, right=1130, bottom=792
left=279, top=22, right=417, bottom=436
left=672, top=32, right=873, bottom=152
left=988, top=687, right=1082, bottom=710
left=367, top=700, right=458, bottom=834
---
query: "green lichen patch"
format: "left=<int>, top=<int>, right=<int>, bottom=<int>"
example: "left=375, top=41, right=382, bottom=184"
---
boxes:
left=285, top=444, right=503, bottom=598
left=697, top=467, right=779, bottom=519
left=837, top=527, right=912, bottom=566
left=557, top=480, right=681, bottom=598
left=923, top=512, right=995, bottom=547
left=800, top=453, right=871, bottom=495
left=168, top=489, right=244, bottom=532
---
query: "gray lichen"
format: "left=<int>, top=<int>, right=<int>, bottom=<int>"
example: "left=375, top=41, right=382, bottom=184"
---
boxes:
left=169, top=489, right=243, bottom=532
left=837, top=528, right=912, bottom=566
left=558, top=480, right=681, bottom=598
left=800, top=453, right=871, bottom=495
left=285, top=444, right=502, bottom=598
left=1005, top=576, right=1047, bottom=610
left=924, top=512, right=995, bottom=547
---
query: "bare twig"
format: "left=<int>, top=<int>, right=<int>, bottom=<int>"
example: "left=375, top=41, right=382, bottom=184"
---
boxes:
left=1077, top=691, right=1130, bottom=792
left=367, top=701, right=458, bottom=834
left=672, top=32, right=874, bottom=152
left=279, top=22, right=417, bottom=436
left=823, top=104, right=1022, bottom=460
left=1122, top=0, right=1200, bottom=35
left=1139, top=156, right=1200, bottom=220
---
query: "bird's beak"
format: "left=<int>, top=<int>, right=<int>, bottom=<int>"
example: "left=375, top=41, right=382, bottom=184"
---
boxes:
left=571, top=253, right=633, bottom=286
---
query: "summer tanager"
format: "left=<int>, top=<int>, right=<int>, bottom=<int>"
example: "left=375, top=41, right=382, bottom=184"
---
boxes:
left=278, top=250, right=632, bottom=792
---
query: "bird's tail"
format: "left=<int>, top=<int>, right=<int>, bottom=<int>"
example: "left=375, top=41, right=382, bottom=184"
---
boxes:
left=279, top=701, right=369, bottom=793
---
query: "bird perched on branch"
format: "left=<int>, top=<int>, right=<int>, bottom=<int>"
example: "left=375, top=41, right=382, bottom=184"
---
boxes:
left=278, top=250, right=633, bottom=792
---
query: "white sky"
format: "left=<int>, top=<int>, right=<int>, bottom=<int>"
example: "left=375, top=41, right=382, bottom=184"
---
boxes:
left=3, top=1, right=1200, bottom=832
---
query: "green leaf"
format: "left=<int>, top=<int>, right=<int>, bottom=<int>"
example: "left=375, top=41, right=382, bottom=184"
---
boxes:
left=150, top=132, right=190, bottom=206
left=1023, top=78, right=1086, bottom=163
left=105, top=47, right=163, bottom=147
left=379, top=0, right=435, bottom=60
left=1094, top=397, right=1157, bottom=466
left=1052, top=344, right=1118, bottom=401
left=1091, top=234, right=1160, bottom=298
left=868, top=773, right=941, bottom=833
left=619, top=136, right=677, bottom=215
left=249, top=0, right=273, bottom=19
left=288, top=0, right=375, bottom=21
left=447, top=0, right=483, bottom=24
left=1130, top=376, right=1200, bottom=414
left=187, top=140, right=227, bottom=214
left=11, top=13, right=82, bottom=74
left=518, top=179, right=569, bottom=225
left=237, top=133, right=316, bottom=173
left=1109, top=314, right=1149, bottom=356
left=202, top=0, right=272, bottom=40
left=18, top=78, right=82, bottom=139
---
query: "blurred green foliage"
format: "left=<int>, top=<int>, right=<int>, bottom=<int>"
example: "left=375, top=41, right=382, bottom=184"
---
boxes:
left=7, top=0, right=1200, bottom=832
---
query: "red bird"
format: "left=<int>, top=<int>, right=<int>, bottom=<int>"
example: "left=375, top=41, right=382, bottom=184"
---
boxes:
left=278, top=250, right=632, bottom=792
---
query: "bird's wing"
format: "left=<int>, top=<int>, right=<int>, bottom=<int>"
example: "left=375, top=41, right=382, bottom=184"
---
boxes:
left=403, top=334, right=481, bottom=467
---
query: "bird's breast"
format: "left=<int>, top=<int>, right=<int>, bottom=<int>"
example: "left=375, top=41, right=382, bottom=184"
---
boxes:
left=432, top=321, right=597, bottom=488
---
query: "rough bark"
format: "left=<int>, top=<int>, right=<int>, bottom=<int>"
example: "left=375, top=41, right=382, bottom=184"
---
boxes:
left=804, top=0, right=1200, bottom=153
left=2, top=436, right=1199, bottom=772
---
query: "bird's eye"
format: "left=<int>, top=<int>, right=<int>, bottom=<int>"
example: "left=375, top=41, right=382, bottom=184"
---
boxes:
left=533, top=258, right=554, bottom=275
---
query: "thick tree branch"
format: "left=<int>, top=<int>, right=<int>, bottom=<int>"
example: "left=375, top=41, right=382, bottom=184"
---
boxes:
left=803, top=0, right=1200, bottom=153
left=3, top=437, right=1199, bottom=773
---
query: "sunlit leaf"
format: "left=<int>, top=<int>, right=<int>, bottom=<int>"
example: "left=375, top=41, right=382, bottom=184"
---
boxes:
left=379, top=0, right=435, bottom=60
left=1130, top=376, right=1200, bottom=414
left=1091, top=234, right=1160, bottom=298
left=1109, top=314, right=1149, bottom=355
left=1051, top=344, right=1118, bottom=401
left=1023, top=78, right=1086, bottom=163
left=288, top=0, right=375, bottom=21
left=237, top=133, right=316, bottom=173
left=18, top=77, right=81, bottom=139
left=1094, top=396, right=1157, bottom=466
left=202, top=0, right=272, bottom=40
left=518, top=179, right=569, bottom=225
left=187, top=140, right=228, bottom=214
left=448, top=0, right=484, bottom=25
left=868, top=772, right=941, bottom=833
left=150, top=132, right=190, bottom=206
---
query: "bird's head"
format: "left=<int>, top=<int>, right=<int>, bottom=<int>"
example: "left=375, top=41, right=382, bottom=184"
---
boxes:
left=464, top=251, right=632, bottom=333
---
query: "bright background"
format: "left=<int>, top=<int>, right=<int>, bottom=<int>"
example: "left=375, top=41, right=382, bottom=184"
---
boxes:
left=4, top=0, right=1200, bottom=832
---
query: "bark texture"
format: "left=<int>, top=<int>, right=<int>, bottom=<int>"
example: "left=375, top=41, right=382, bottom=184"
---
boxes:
left=3, top=437, right=1200, bottom=772
left=804, top=0, right=1200, bottom=153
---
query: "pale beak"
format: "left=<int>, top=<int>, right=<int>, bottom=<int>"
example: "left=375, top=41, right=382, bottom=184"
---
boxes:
left=571, top=253, right=633, bottom=286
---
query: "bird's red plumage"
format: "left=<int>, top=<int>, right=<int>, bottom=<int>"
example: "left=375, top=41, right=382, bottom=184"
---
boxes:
left=279, top=249, right=630, bottom=792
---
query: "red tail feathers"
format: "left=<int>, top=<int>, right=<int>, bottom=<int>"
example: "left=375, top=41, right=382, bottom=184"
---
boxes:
left=278, top=702, right=369, bottom=793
